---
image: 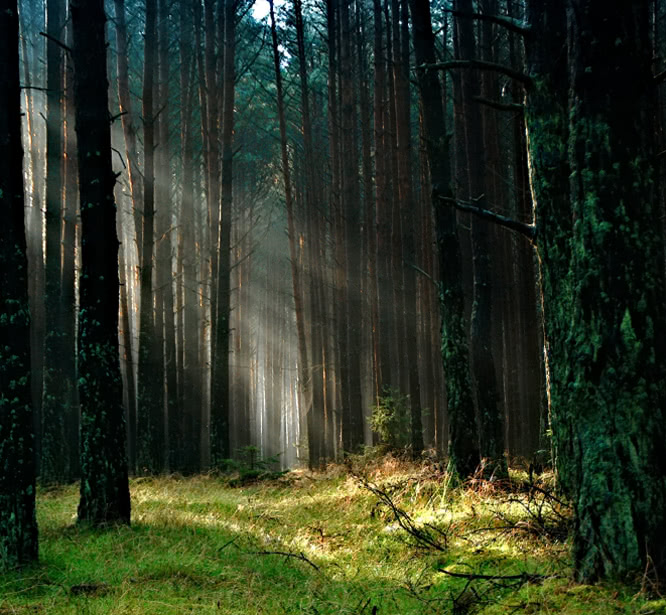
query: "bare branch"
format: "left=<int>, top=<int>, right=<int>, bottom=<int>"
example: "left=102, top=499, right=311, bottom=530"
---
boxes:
left=445, top=9, right=531, bottom=36
left=417, top=59, right=531, bottom=87
left=438, top=195, right=536, bottom=241
left=39, top=31, right=72, bottom=53
left=473, top=96, right=524, bottom=113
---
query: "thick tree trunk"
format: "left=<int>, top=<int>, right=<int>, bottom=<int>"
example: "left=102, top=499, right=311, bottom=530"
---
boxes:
left=71, top=0, right=130, bottom=526
left=555, top=0, right=666, bottom=582
left=0, top=0, right=39, bottom=568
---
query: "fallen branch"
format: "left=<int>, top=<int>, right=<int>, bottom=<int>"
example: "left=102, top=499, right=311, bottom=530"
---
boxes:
left=439, top=568, right=550, bottom=585
left=438, top=195, right=536, bottom=241
left=357, top=475, right=449, bottom=552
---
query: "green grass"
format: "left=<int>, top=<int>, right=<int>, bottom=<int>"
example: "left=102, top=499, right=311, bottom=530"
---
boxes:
left=1, top=457, right=665, bottom=614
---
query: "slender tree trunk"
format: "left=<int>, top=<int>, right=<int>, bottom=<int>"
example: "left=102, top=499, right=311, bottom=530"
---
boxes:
left=41, top=0, right=69, bottom=482
left=71, top=0, right=131, bottom=525
left=113, top=0, right=143, bottom=256
left=137, top=0, right=164, bottom=473
left=210, top=0, right=235, bottom=465
left=409, top=0, right=478, bottom=480
left=339, top=0, right=364, bottom=453
left=0, top=0, right=39, bottom=567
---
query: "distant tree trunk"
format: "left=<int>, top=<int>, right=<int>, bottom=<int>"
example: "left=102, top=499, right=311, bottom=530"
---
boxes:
left=211, top=0, right=235, bottom=466
left=269, top=0, right=313, bottom=467
left=409, top=0, right=478, bottom=480
left=394, top=0, right=423, bottom=457
left=177, top=0, right=196, bottom=473
left=137, top=0, right=164, bottom=473
left=339, top=0, right=364, bottom=453
left=373, top=0, right=392, bottom=394
left=41, top=0, right=69, bottom=483
left=113, top=0, right=141, bottom=473
left=0, top=0, right=39, bottom=568
left=71, top=0, right=130, bottom=525
left=156, top=0, right=178, bottom=471
left=113, top=0, right=143, bottom=255
left=204, top=0, right=221, bottom=354
left=454, top=0, right=505, bottom=476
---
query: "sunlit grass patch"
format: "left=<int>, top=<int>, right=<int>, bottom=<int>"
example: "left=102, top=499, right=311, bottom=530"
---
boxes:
left=0, top=461, right=661, bottom=614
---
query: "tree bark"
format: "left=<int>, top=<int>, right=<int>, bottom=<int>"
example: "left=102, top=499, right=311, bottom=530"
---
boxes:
left=409, top=0, right=479, bottom=479
left=0, top=0, right=39, bottom=568
left=556, top=0, right=666, bottom=581
left=71, top=0, right=130, bottom=525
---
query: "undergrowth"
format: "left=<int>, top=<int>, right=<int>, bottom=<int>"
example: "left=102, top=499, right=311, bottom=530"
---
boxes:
left=1, top=455, right=664, bottom=614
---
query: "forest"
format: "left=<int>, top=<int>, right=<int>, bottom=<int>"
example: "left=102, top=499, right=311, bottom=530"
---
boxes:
left=1, top=0, right=666, bottom=613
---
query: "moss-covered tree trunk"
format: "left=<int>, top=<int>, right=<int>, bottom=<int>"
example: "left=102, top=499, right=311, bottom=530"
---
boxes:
left=526, top=0, right=666, bottom=581
left=71, top=0, right=130, bottom=526
left=523, top=0, right=570, bottom=474
left=560, top=0, right=666, bottom=581
left=0, top=0, right=39, bottom=569
left=409, top=0, right=478, bottom=479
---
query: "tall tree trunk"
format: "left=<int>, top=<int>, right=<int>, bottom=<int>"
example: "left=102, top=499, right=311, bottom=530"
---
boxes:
left=0, top=0, right=39, bottom=567
left=211, top=0, right=235, bottom=465
left=454, top=0, right=505, bottom=476
left=549, top=0, right=666, bottom=582
left=394, top=0, right=423, bottom=456
left=269, top=0, right=314, bottom=467
left=41, top=0, right=69, bottom=482
left=137, top=0, right=164, bottom=473
left=71, top=0, right=131, bottom=525
left=339, top=0, right=364, bottom=452
left=409, top=0, right=478, bottom=480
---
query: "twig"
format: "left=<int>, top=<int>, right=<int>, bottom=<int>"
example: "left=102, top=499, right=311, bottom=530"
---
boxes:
left=218, top=537, right=237, bottom=552
left=252, top=549, right=320, bottom=571
left=110, top=111, right=127, bottom=123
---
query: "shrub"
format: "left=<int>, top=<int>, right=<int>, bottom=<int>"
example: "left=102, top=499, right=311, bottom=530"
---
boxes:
left=370, top=387, right=410, bottom=450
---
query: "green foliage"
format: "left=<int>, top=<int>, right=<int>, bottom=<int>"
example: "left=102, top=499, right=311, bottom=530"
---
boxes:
left=369, top=387, right=411, bottom=450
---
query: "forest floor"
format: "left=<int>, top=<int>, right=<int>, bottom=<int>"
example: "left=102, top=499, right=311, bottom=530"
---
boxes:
left=1, top=454, right=665, bottom=615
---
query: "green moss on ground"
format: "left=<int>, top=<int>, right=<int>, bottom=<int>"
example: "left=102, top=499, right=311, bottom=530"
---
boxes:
left=0, top=459, right=661, bottom=614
